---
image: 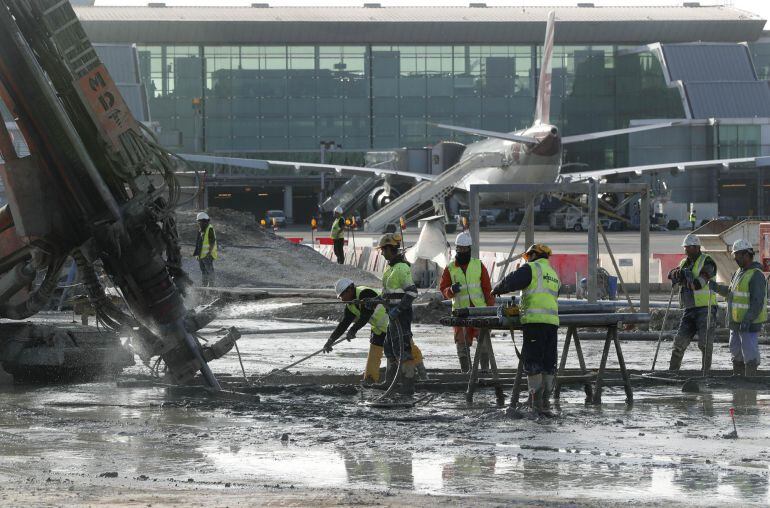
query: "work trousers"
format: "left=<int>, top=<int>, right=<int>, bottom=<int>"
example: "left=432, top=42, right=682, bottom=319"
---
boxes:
left=729, top=330, right=761, bottom=365
left=521, top=323, right=558, bottom=375
left=333, top=238, right=345, bottom=265
left=384, top=310, right=413, bottom=361
left=199, top=257, right=215, bottom=287
left=672, top=306, right=715, bottom=356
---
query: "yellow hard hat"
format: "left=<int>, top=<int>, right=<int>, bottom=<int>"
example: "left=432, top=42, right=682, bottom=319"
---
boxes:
left=524, top=243, right=552, bottom=259
left=377, top=232, right=402, bottom=249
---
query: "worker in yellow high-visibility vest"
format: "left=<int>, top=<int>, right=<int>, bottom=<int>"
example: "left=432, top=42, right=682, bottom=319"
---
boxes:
left=666, top=234, right=717, bottom=371
left=330, top=205, right=346, bottom=264
left=709, top=239, right=766, bottom=376
left=492, top=244, right=560, bottom=415
left=440, top=231, right=495, bottom=373
left=193, top=211, right=217, bottom=287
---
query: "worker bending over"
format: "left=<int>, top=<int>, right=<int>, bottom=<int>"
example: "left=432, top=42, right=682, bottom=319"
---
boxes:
left=440, top=231, right=495, bottom=372
left=378, top=233, right=420, bottom=395
left=708, top=239, right=766, bottom=376
left=193, top=211, right=217, bottom=287
left=492, top=244, right=560, bottom=415
left=330, top=206, right=346, bottom=264
left=323, top=278, right=427, bottom=384
left=666, top=234, right=717, bottom=371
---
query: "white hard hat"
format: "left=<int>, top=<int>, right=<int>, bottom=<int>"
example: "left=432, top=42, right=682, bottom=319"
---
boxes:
left=196, top=211, right=210, bottom=221
left=335, top=278, right=354, bottom=297
left=455, top=231, right=473, bottom=247
left=333, top=206, right=343, bottom=214
left=731, top=239, right=753, bottom=254
left=682, top=234, right=700, bottom=247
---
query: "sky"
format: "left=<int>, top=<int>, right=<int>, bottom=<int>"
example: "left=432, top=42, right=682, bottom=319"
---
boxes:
left=92, top=0, right=770, bottom=28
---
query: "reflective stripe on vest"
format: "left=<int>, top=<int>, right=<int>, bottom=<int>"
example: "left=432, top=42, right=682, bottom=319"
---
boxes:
left=729, top=268, right=768, bottom=324
left=199, top=224, right=218, bottom=260
left=347, top=286, right=389, bottom=335
left=382, top=262, right=416, bottom=297
left=520, top=258, right=560, bottom=326
left=679, top=254, right=716, bottom=307
left=448, top=258, right=487, bottom=310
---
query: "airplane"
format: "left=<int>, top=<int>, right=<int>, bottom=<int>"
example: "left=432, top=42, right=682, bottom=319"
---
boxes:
left=180, top=11, right=763, bottom=227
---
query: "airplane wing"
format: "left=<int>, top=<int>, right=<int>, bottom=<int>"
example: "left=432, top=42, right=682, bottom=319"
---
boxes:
left=561, top=121, right=685, bottom=144
left=179, top=154, right=437, bottom=182
left=562, top=156, right=769, bottom=181
left=433, top=124, right=539, bottom=144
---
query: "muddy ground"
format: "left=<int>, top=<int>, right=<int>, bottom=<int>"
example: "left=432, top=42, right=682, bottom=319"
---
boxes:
left=1, top=302, right=769, bottom=506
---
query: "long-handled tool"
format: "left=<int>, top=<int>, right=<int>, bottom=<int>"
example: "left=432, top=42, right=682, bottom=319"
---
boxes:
left=725, top=407, right=739, bottom=439
left=703, top=288, right=714, bottom=377
left=651, top=283, right=677, bottom=371
left=255, top=335, right=350, bottom=384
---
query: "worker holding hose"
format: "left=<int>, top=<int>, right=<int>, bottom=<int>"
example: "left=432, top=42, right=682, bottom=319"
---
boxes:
left=666, top=234, right=717, bottom=371
left=377, top=232, right=420, bottom=396
left=322, top=278, right=427, bottom=384
left=440, top=231, right=496, bottom=373
left=708, top=239, right=766, bottom=377
left=492, top=244, right=560, bottom=415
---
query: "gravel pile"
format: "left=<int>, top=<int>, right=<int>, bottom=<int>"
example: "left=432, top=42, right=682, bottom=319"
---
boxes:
left=177, top=207, right=380, bottom=289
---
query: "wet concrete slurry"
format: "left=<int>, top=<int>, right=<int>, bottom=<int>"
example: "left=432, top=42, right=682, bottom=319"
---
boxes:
left=1, top=306, right=769, bottom=505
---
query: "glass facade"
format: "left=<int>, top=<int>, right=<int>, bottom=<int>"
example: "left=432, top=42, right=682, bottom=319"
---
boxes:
left=138, top=44, right=685, bottom=169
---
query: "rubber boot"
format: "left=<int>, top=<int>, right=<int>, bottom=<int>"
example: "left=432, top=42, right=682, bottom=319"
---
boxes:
left=416, top=361, right=429, bottom=381
left=733, top=360, right=745, bottom=376
left=527, top=373, right=544, bottom=415
left=377, top=358, right=398, bottom=389
left=399, top=363, right=416, bottom=396
left=541, top=374, right=557, bottom=417
left=668, top=350, right=684, bottom=371
left=363, top=344, right=384, bottom=384
left=456, top=342, right=471, bottom=373
left=744, top=362, right=758, bottom=377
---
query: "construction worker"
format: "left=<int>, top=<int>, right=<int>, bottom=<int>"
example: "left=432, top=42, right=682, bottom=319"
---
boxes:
left=666, top=234, right=717, bottom=371
left=439, top=231, right=495, bottom=372
left=689, top=209, right=697, bottom=231
left=377, top=232, right=419, bottom=395
left=323, top=278, right=427, bottom=384
left=330, top=205, right=345, bottom=264
left=708, top=239, right=766, bottom=376
left=193, top=211, right=217, bottom=287
left=492, top=244, right=560, bottom=415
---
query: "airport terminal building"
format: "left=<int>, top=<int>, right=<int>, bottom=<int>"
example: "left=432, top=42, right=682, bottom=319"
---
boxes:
left=72, top=3, right=770, bottom=222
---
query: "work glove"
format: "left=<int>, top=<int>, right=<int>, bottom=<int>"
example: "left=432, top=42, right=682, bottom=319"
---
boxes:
left=707, top=279, right=719, bottom=292
left=450, top=283, right=462, bottom=294
left=739, top=321, right=752, bottom=333
left=322, top=338, right=335, bottom=353
left=388, top=307, right=400, bottom=320
left=344, top=330, right=356, bottom=342
left=668, top=268, right=680, bottom=282
left=680, top=268, right=694, bottom=283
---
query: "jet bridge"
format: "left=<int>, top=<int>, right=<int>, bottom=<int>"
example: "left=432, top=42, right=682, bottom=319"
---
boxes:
left=363, top=152, right=503, bottom=232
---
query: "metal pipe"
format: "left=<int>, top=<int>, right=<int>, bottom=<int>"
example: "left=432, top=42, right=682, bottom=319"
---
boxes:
left=587, top=179, right=599, bottom=302
left=469, top=185, right=480, bottom=259
left=640, top=188, right=650, bottom=314
left=525, top=195, right=535, bottom=249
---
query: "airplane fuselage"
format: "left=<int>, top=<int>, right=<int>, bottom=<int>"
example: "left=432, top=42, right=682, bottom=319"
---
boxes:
left=453, top=123, right=562, bottom=207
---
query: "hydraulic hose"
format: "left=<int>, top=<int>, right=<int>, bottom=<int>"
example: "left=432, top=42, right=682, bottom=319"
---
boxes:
left=0, top=256, right=66, bottom=320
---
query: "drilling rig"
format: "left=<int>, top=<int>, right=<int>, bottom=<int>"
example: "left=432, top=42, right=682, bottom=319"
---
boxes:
left=0, top=1, right=229, bottom=387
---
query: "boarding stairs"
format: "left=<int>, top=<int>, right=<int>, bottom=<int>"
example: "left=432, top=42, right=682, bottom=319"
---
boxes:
left=363, top=152, right=503, bottom=232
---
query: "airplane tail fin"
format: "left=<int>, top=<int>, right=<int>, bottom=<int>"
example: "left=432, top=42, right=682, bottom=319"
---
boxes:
left=534, top=10, right=555, bottom=125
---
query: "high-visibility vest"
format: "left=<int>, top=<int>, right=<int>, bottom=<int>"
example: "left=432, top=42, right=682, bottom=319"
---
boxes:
left=382, top=261, right=415, bottom=298
left=347, top=286, right=389, bottom=335
left=729, top=267, right=768, bottom=324
left=330, top=216, right=344, bottom=240
left=197, top=224, right=218, bottom=260
left=689, top=212, right=696, bottom=222
left=520, top=258, right=560, bottom=326
left=679, top=254, right=717, bottom=307
left=448, top=258, right=487, bottom=310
